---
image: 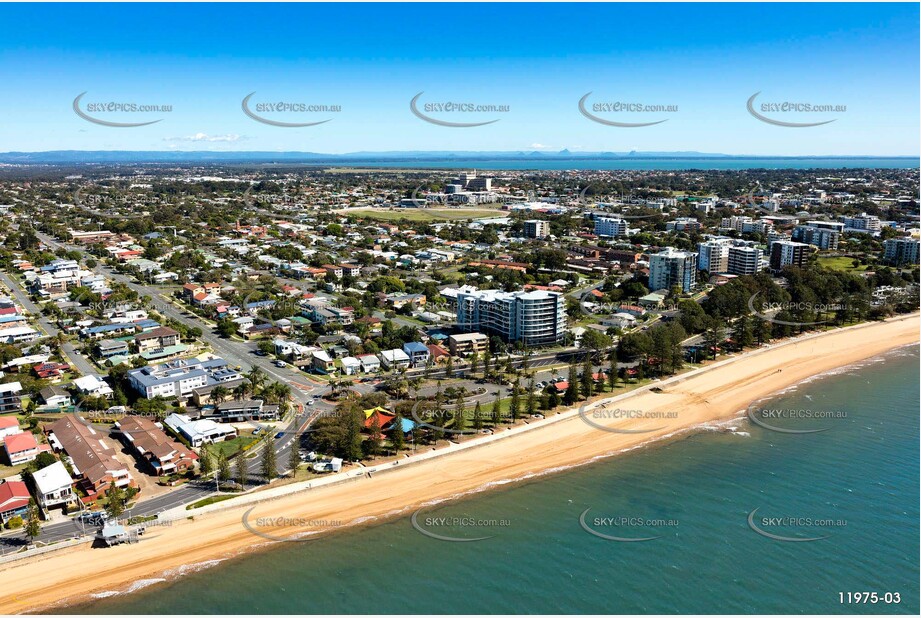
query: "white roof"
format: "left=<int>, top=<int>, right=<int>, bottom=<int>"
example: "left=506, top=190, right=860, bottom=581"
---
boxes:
left=0, top=326, right=37, bottom=336
left=340, top=356, right=361, bottom=367
left=0, top=381, right=22, bottom=394
left=33, top=461, right=73, bottom=494
left=73, top=375, right=112, bottom=394
left=381, top=349, right=410, bottom=362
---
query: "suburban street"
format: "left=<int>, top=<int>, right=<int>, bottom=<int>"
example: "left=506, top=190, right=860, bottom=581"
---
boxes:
left=0, top=231, right=614, bottom=551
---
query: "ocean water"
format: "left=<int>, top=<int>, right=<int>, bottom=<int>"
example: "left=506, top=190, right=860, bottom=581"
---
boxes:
left=327, top=157, right=919, bottom=171
left=66, top=347, right=919, bottom=614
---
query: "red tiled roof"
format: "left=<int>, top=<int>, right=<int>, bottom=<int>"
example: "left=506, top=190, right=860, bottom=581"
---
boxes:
left=4, top=431, right=38, bottom=454
left=0, top=480, right=30, bottom=513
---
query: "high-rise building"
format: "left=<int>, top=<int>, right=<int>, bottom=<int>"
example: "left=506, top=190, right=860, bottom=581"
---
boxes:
left=456, top=289, right=566, bottom=346
left=697, top=240, right=730, bottom=274
left=769, top=240, right=812, bottom=271
left=842, top=213, right=882, bottom=234
left=523, top=220, right=550, bottom=239
left=792, top=225, right=840, bottom=250
left=727, top=246, right=763, bottom=276
left=883, top=238, right=920, bottom=265
left=594, top=217, right=628, bottom=238
left=451, top=171, right=492, bottom=191
left=649, top=248, right=698, bottom=293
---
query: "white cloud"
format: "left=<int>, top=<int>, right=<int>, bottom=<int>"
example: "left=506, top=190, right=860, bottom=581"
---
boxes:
left=164, top=133, right=243, bottom=143
left=530, top=142, right=549, bottom=149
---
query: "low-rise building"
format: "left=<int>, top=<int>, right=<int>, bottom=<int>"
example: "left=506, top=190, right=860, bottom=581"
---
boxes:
left=380, top=349, right=411, bottom=370
left=32, top=461, right=75, bottom=510
left=311, top=350, right=335, bottom=374
left=164, top=413, right=237, bottom=447
left=448, top=332, right=489, bottom=357
left=39, top=385, right=72, bottom=409
left=47, top=415, right=135, bottom=500
left=214, top=399, right=280, bottom=422
left=128, top=358, right=240, bottom=399
left=97, top=339, right=130, bottom=359
left=0, top=480, right=31, bottom=524
left=0, top=416, right=20, bottom=439
left=4, top=431, right=40, bottom=465
left=72, top=374, right=114, bottom=399
left=0, top=381, right=22, bottom=413
left=402, top=342, right=430, bottom=367
left=358, top=354, right=381, bottom=373
left=134, top=326, right=181, bottom=352
left=113, top=415, right=198, bottom=476
left=340, top=356, right=361, bottom=375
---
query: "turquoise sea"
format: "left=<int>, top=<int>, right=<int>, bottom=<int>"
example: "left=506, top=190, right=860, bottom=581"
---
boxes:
left=66, top=346, right=919, bottom=614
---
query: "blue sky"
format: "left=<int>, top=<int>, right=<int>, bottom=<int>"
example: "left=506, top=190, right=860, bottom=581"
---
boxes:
left=0, top=3, right=917, bottom=155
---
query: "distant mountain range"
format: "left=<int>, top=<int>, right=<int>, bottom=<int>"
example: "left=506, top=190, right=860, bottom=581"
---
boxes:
left=0, top=150, right=913, bottom=164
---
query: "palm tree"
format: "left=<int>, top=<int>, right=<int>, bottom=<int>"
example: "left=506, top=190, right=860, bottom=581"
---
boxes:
left=274, top=383, right=292, bottom=413
left=210, top=385, right=229, bottom=405
left=247, top=366, right=266, bottom=394
left=232, top=382, right=250, bottom=401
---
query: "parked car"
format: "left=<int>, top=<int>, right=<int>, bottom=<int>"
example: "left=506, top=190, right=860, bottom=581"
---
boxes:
left=275, top=431, right=285, bottom=439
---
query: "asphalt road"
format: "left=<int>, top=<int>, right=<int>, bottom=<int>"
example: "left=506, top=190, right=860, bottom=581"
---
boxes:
left=11, top=231, right=608, bottom=545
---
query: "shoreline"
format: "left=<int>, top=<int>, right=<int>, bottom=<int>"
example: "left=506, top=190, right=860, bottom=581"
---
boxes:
left=2, top=313, right=918, bottom=614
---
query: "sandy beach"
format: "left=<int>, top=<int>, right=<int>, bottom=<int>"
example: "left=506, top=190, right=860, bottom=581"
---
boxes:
left=1, top=313, right=918, bottom=614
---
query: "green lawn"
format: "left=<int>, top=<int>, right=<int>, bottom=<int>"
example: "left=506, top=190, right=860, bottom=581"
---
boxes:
left=818, top=256, right=870, bottom=272
left=186, top=494, right=237, bottom=510
left=204, top=435, right=258, bottom=459
left=347, top=208, right=504, bottom=222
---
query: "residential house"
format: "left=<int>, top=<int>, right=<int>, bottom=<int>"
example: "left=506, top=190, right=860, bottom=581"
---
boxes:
left=426, top=344, right=450, bottom=364
left=72, top=374, right=114, bottom=399
left=4, top=431, right=40, bottom=465
left=358, top=354, right=381, bottom=373
left=380, top=349, right=411, bottom=370
left=32, top=461, right=75, bottom=510
left=134, top=326, right=181, bottom=352
left=47, top=415, right=135, bottom=500
left=0, top=381, right=22, bottom=413
left=311, top=350, right=336, bottom=374
left=97, top=339, right=130, bottom=359
left=402, top=342, right=430, bottom=367
left=113, top=416, right=198, bottom=476
left=340, top=356, right=361, bottom=375
left=0, top=480, right=31, bottom=524
left=39, top=385, right=72, bottom=409
left=164, top=413, right=237, bottom=447
left=0, top=416, right=21, bottom=439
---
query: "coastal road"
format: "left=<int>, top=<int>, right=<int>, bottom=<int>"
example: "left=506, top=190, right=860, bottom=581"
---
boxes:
left=0, top=406, right=315, bottom=551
